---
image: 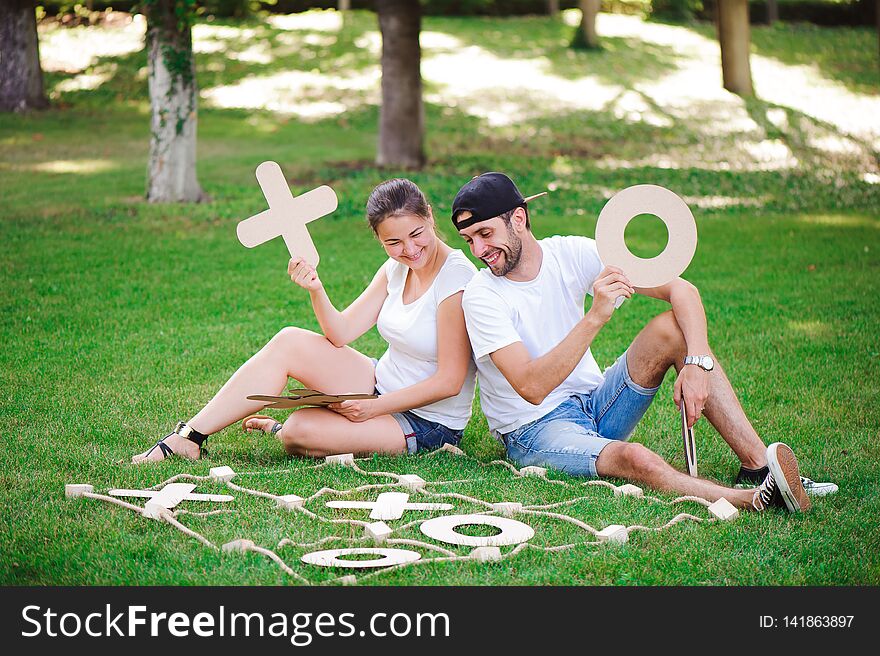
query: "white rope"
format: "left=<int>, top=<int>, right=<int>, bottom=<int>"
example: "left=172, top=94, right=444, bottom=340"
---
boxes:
left=77, top=444, right=731, bottom=585
left=518, top=508, right=600, bottom=536
left=248, top=545, right=311, bottom=584
left=277, top=536, right=366, bottom=550
left=224, top=480, right=279, bottom=501
left=82, top=492, right=144, bottom=513
left=173, top=509, right=236, bottom=518
left=304, top=482, right=399, bottom=503
left=161, top=512, right=217, bottom=549
left=627, top=513, right=711, bottom=533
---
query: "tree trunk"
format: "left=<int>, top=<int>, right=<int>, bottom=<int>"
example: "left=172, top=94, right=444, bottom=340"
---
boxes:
left=573, top=0, right=600, bottom=50
left=717, top=0, right=754, bottom=97
left=0, top=0, right=48, bottom=112
left=338, top=0, right=351, bottom=11
left=766, top=0, right=778, bottom=25
left=376, top=0, right=424, bottom=170
left=145, top=0, right=205, bottom=203
left=548, top=0, right=560, bottom=15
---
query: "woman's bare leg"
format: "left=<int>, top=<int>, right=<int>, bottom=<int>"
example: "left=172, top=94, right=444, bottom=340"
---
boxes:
left=277, top=407, right=407, bottom=458
left=133, top=327, right=376, bottom=462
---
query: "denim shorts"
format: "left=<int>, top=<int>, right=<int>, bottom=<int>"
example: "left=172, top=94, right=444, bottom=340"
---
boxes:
left=501, top=350, right=659, bottom=477
left=390, top=410, right=465, bottom=455
left=371, top=358, right=464, bottom=454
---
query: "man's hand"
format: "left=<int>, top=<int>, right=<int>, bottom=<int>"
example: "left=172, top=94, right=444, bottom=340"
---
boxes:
left=587, top=266, right=634, bottom=325
left=674, top=365, right=710, bottom=428
left=288, top=256, right=323, bottom=292
left=328, top=399, right=377, bottom=423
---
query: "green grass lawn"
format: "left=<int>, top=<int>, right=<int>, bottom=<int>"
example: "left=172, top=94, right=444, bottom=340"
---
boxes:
left=1, top=10, right=879, bottom=585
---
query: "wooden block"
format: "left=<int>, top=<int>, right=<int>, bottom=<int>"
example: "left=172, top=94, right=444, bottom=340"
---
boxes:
left=491, top=502, right=523, bottom=517
left=439, top=443, right=465, bottom=456
left=209, top=466, right=236, bottom=482
left=222, top=539, right=255, bottom=553
left=597, top=524, right=628, bottom=544
left=708, top=497, right=739, bottom=521
left=519, top=466, right=547, bottom=478
left=325, top=453, right=354, bottom=466
left=143, top=483, right=197, bottom=519
left=398, top=474, right=426, bottom=491
left=364, top=521, right=393, bottom=544
left=614, top=484, right=644, bottom=498
left=276, top=494, right=304, bottom=510
left=65, top=484, right=93, bottom=498
left=469, top=546, right=502, bottom=562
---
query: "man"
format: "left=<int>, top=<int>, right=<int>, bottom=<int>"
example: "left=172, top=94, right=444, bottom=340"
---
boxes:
left=454, top=172, right=835, bottom=512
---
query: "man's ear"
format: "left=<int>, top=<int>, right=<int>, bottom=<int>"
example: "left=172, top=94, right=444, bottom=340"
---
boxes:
left=511, top=206, right=529, bottom=233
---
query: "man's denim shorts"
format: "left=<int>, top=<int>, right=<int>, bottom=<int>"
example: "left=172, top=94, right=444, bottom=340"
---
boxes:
left=500, top=350, right=659, bottom=477
left=371, top=358, right=464, bottom=454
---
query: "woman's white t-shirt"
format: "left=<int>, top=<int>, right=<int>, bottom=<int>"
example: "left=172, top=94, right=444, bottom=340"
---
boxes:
left=374, top=250, right=477, bottom=430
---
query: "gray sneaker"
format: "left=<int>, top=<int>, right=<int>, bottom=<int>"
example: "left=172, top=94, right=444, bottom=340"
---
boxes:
left=800, top=476, right=838, bottom=497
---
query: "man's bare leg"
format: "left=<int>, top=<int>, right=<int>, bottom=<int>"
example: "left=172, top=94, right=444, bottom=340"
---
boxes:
left=624, top=311, right=767, bottom=470
left=596, top=441, right=757, bottom=508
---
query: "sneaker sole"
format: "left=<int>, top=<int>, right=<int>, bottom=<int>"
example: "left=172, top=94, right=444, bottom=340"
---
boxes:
left=767, top=443, right=811, bottom=512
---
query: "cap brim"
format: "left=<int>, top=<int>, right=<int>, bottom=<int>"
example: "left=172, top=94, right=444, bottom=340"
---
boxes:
left=523, top=191, right=548, bottom=203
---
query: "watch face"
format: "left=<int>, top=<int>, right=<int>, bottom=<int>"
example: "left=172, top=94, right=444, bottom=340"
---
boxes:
left=701, top=356, right=715, bottom=371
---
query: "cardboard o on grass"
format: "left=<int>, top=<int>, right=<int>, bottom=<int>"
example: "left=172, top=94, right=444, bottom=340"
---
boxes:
left=595, top=184, right=697, bottom=289
left=301, top=548, right=422, bottom=569
left=419, top=514, right=535, bottom=547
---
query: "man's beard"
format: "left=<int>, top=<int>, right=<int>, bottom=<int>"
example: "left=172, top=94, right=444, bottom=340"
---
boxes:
left=486, top=222, right=522, bottom=277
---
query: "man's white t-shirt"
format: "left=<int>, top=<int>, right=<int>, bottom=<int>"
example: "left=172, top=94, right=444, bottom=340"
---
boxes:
left=375, top=250, right=478, bottom=430
left=462, top=235, right=605, bottom=435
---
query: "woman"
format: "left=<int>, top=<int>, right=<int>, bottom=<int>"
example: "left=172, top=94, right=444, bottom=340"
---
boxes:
left=133, top=178, right=477, bottom=462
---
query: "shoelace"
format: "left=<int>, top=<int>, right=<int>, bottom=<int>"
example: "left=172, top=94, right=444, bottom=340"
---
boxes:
left=752, top=474, right=778, bottom=511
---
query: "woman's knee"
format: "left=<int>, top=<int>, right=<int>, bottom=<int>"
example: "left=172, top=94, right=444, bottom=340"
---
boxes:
left=279, top=412, right=320, bottom=457
left=269, top=326, right=308, bottom=355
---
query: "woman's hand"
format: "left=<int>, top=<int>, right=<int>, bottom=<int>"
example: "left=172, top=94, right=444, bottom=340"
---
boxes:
left=328, top=399, right=377, bottom=423
left=288, top=257, right=323, bottom=292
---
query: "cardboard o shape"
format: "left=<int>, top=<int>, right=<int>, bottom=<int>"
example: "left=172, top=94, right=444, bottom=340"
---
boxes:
left=419, top=514, right=535, bottom=547
left=595, top=184, right=697, bottom=288
left=236, top=161, right=338, bottom=267
left=301, top=548, right=421, bottom=569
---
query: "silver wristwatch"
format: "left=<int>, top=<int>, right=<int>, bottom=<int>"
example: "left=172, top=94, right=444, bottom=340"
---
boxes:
left=684, top=355, right=715, bottom=371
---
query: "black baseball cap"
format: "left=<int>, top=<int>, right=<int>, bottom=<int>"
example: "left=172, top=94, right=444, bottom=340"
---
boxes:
left=451, top=172, right=547, bottom=230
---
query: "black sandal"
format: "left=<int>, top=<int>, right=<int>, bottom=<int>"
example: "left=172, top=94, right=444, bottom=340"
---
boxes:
left=137, top=421, right=209, bottom=462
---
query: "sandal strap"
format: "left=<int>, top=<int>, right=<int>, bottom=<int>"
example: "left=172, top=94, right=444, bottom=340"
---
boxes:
left=175, top=421, right=209, bottom=447
left=144, top=435, right=175, bottom=460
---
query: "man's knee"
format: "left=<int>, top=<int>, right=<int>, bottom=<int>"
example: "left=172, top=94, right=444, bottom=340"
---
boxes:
left=647, top=311, right=686, bottom=355
left=600, top=442, right=664, bottom=479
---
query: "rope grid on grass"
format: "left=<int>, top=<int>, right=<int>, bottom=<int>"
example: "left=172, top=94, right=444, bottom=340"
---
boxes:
left=68, top=445, right=733, bottom=585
